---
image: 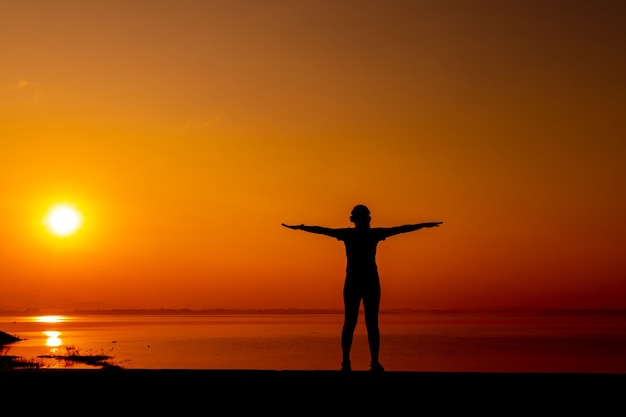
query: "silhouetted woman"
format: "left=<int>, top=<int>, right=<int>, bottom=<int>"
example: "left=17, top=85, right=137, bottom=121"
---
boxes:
left=282, top=204, right=442, bottom=372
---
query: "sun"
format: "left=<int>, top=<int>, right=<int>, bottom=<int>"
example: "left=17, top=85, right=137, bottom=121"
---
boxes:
left=44, top=203, right=83, bottom=237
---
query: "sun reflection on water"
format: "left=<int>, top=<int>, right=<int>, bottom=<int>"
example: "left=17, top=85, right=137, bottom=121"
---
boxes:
left=43, top=331, right=62, bottom=348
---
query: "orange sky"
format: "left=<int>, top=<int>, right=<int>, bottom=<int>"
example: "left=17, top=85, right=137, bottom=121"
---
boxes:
left=1, top=1, right=625, bottom=312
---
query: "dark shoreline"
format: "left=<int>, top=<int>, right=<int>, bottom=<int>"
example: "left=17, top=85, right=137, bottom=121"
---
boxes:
left=1, top=369, right=624, bottom=412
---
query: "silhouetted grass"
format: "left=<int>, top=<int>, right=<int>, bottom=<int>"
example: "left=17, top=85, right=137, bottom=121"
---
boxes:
left=1, top=330, right=120, bottom=369
left=38, top=345, right=121, bottom=369
left=0, top=355, right=41, bottom=369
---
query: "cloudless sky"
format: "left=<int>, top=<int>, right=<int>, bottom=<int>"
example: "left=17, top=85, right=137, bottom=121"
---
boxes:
left=1, top=0, right=625, bottom=312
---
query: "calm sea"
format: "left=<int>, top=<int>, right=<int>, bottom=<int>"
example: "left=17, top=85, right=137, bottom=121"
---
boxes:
left=2, top=310, right=626, bottom=373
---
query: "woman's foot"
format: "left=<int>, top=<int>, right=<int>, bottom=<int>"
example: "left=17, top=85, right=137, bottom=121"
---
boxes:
left=369, top=361, right=384, bottom=373
left=341, top=360, right=352, bottom=372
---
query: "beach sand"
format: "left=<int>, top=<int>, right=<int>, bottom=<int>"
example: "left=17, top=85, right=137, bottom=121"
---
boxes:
left=1, top=369, right=623, bottom=413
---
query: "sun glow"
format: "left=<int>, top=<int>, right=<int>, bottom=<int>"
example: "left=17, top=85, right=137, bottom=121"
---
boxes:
left=44, top=204, right=83, bottom=237
left=33, top=315, right=67, bottom=323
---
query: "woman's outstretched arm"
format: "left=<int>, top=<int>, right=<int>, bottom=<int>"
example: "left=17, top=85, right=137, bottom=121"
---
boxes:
left=281, top=223, right=339, bottom=237
left=382, top=222, right=443, bottom=238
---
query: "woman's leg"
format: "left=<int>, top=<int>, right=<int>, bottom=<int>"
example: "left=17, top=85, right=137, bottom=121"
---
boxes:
left=363, top=282, right=383, bottom=371
left=342, top=285, right=361, bottom=370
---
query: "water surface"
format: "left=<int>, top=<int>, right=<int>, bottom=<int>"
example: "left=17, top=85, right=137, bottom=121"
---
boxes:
left=2, top=310, right=625, bottom=373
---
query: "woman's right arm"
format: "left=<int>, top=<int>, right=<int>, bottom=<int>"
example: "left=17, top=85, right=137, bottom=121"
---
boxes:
left=281, top=224, right=339, bottom=237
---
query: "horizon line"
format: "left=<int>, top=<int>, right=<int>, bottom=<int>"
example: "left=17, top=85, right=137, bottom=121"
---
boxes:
left=2, top=307, right=626, bottom=316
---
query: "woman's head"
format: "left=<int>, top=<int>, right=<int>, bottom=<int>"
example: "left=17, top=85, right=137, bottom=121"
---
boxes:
left=350, top=204, right=371, bottom=226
